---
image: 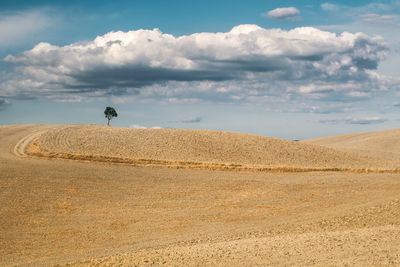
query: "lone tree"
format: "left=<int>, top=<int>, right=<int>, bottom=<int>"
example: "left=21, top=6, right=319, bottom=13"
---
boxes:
left=104, top=106, right=118, bottom=126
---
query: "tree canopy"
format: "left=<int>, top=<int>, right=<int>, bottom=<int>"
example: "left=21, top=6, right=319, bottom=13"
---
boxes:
left=104, top=106, right=118, bottom=126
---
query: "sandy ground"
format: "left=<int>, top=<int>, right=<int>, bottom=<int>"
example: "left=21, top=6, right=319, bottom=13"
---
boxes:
left=28, top=125, right=400, bottom=171
left=305, top=128, right=400, bottom=162
left=1, top=125, right=400, bottom=266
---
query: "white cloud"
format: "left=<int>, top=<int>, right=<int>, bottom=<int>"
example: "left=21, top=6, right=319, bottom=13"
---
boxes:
left=320, top=116, right=387, bottom=125
left=266, top=7, right=300, bottom=20
left=129, top=124, right=162, bottom=129
left=0, top=9, right=56, bottom=48
left=360, top=13, right=398, bottom=23
left=1, top=24, right=396, bottom=112
left=321, top=3, right=340, bottom=12
left=316, top=1, right=400, bottom=79
left=347, top=117, right=387, bottom=124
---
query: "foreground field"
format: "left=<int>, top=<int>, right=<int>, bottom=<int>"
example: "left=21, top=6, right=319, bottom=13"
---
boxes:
left=1, top=125, right=400, bottom=266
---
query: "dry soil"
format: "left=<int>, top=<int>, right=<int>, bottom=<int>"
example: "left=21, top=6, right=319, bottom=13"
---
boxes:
left=1, top=125, right=400, bottom=266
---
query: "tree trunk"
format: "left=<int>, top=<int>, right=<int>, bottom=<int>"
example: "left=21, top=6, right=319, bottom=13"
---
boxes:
left=107, top=118, right=110, bottom=126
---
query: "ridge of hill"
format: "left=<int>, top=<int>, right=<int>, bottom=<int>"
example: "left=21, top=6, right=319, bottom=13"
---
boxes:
left=25, top=125, right=400, bottom=172
left=305, top=129, right=400, bottom=162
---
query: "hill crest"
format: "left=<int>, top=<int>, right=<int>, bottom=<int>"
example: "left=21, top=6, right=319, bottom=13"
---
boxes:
left=25, top=125, right=400, bottom=172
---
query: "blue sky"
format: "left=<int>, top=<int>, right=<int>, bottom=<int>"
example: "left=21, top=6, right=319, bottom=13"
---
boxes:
left=1, top=0, right=400, bottom=139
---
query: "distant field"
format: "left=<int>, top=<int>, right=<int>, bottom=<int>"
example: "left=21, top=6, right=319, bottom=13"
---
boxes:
left=2, top=125, right=400, bottom=266
left=27, top=125, right=400, bottom=172
left=305, top=128, right=400, bottom=161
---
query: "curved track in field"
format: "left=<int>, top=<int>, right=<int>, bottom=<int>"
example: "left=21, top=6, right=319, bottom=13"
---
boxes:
left=20, top=125, right=400, bottom=173
left=2, top=125, right=400, bottom=266
left=13, top=129, right=49, bottom=157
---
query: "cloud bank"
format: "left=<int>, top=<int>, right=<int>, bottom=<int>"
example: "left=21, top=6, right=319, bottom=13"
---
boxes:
left=266, top=7, right=300, bottom=20
left=1, top=24, right=394, bottom=110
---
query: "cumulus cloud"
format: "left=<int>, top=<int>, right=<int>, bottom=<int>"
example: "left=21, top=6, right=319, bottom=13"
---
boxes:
left=1, top=24, right=394, bottom=111
left=320, top=116, right=387, bottom=125
left=317, top=1, right=400, bottom=80
left=266, top=7, right=300, bottom=20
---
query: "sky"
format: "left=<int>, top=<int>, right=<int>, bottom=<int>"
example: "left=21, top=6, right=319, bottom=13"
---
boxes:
left=1, top=0, right=400, bottom=139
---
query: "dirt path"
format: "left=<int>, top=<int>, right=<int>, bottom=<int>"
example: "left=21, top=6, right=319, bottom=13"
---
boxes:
left=1, top=125, right=400, bottom=266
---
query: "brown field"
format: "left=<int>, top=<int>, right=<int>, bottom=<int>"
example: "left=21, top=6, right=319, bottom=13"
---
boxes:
left=27, top=125, right=400, bottom=172
left=1, top=125, right=400, bottom=266
left=305, top=128, right=400, bottom=161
